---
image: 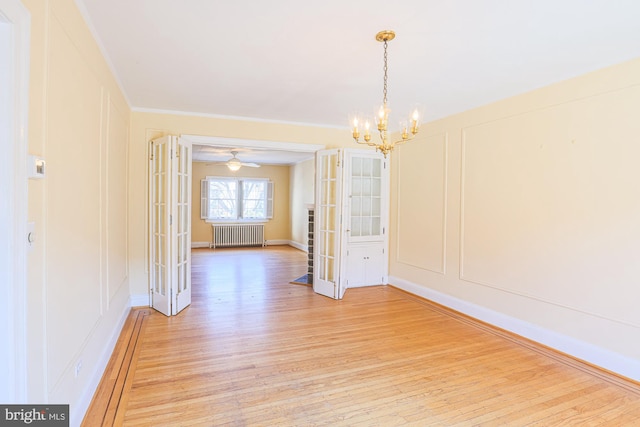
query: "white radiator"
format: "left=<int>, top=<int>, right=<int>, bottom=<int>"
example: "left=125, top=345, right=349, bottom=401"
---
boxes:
left=211, top=224, right=265, bottom=248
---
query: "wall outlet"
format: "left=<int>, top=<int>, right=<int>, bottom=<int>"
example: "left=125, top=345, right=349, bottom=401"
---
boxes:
left=74, top=360, right=82, bottom=378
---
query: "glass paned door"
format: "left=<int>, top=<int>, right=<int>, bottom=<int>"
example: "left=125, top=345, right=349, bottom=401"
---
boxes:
left=173, top=137, right=192, bottom=315
left=313, top=149, right=343, bottom=299
left=149, top=136, right=192, bottom=316
left=149, top=137, right=171, bottom=316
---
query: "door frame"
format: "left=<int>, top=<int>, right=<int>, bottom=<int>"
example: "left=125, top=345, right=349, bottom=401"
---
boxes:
left=0, top=0, right=30, bottom=402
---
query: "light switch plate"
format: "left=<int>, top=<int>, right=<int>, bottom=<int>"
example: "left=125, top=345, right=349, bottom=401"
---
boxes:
left=28, top=155, right=45, bottom=179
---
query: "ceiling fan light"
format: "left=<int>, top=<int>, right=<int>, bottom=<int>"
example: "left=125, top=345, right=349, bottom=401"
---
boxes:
left=227, top=158, right=241, bottom=171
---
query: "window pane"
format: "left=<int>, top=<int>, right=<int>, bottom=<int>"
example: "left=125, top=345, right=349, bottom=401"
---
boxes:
left=208, top=179, right=237, bottom=219
left=243, top=180, right=267, bottom=219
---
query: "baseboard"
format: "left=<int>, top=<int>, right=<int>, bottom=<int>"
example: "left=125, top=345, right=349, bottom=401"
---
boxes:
left=388, top=275, right=640, bottom=383
left=265, top=239, right=290, bottom=246
left=72, top=301, right=131, bottom=427
left=288, top=240, right=308, bottom=252
left=129, top=293, right=150, bottom=307
left=191, top=241, right=210, bottom=248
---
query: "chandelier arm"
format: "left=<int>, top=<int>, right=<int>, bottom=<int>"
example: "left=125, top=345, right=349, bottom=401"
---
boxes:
left=355, top=139, right=379, bottom=148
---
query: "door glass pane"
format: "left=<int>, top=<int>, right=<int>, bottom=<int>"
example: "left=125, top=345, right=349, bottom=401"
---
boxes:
left=351, top=196, right=361, bottom=216
left=182, top=205, right=188, bottom=229
left=351, top=217, right=361, bottom=237
left=327, top=231, right=335, bottom=254
left=363, top=158, right=372, bottom=175
left=362, top=197, right=371, bottom=216
left=327, top=206, right=335, bottom=230
left=182, top=262, right=188, bottom=291
left=362, top=178, right=371, bottom=196
left=159, top=265, right=165, bottom=295
left=154, top=265, right=160, bottom=291
left=351, top=177, right=362, bottom=195
left=372, top=178, right=381, bottom=196
left=327, top=258, right=334, bottom=282
left=318, top=257, right=326, bottom=280
left=352, top=157, right=362, bottom=175
left=361, top=217, right=372, bottom=237
left=372, top=158, right=381, bottom=176
left=372, top=198, right=381, bottom=216
left=372, top=217, right=381, bottom=235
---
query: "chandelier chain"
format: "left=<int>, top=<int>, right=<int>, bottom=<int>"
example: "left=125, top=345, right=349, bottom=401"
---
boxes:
left=383, top=41, right=388, bottom=105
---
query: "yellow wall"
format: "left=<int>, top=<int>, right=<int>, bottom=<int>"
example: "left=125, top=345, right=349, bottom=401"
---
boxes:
left=389, top=57, right=640, bottom=378
left=290, top=158, right=315, bottom=248
left=192, top=162, right=291, bottom=244
left=128, top=111, right=347, bottom=298
left=22, top=0, right=130, bottom=420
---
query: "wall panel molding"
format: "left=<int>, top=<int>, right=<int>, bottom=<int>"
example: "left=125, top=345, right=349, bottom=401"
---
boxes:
left=396, top=132, right=448, bottom=274
left=459, top=85, right=640, bottom=328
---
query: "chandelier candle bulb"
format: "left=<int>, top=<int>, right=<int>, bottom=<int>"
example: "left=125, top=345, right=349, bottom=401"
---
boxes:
left=352, top=117, right=360, bottom=140
left=364, top=120, right=371, bottom=142
left=411, top=108, right=420, bottom=134
left=400, top=120, right=409, bottom=140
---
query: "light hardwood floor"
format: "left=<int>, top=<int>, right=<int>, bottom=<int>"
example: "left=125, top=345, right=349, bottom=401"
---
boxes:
left=84, top=246, right=640, bottom=426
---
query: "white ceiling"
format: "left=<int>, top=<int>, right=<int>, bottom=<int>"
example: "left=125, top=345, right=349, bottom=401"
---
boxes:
left=76, top=0, right=640, bottom=163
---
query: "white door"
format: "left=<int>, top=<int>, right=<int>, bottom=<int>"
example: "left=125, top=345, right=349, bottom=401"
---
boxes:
left=172, top=137, right=192, bottom=314
left=313, top=149, right=344, bottom=299
left=149, top=135, right=192, bottom=316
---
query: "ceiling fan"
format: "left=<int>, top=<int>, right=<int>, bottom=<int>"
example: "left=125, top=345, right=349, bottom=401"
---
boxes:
left=226, top=150, right=260, bottom=171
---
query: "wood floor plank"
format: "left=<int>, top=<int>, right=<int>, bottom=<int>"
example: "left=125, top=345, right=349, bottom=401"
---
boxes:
left=85, top=246, right=640, bottom=426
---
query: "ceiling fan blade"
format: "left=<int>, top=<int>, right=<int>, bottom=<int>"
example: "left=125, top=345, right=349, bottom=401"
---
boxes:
left=240, top=162, right=260, bottom=168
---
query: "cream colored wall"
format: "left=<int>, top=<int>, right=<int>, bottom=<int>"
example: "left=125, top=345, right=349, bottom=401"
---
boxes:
left=389, top=57, right=640, bottom=379
left=290, top=158, right=315, bottom=249
left=129, top=111, right=347, bottom=298
left=22, top=0, right=131, bottom=421
left=192, top=162, right=291, bottom=244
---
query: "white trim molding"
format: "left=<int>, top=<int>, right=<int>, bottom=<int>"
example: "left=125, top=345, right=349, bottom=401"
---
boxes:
left=389, top=276, right=640, bottom=382
left=265, top=239, right=291, bottom=246
left=0, top=0, right=30, bottom=403
left=288, top=240, right=308, bottom=252
left=191, top=242, right=210, bottom=249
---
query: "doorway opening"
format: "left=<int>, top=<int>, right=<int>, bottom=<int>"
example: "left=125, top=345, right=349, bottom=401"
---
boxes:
left=184, top=134, right=323, bottom=297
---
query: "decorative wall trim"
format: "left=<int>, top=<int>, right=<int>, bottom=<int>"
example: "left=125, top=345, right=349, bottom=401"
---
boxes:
left=191, top=241, right=210, bottom=249
left=395, top=133, right=448, bottom=275
left=129, top=294, right=150, bottom=308
left=389, top=275, right=640, bottom=383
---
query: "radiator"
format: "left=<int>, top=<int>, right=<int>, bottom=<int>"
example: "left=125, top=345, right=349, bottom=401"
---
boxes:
left=211, top=224, right=265, bottom=248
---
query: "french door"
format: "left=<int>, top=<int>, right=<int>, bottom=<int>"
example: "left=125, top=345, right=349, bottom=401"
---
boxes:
left=313, top=148, right=389, bottom=300
left=313, top=149, right=344, bottom=299
left=149, top=136, right=192, bottom=316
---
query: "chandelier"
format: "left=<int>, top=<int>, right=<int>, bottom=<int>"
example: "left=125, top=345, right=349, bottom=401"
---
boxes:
left=351, top=30, right=421, bottom=158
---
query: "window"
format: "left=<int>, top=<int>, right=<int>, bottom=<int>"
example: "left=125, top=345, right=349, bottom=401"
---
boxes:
left=201, top=177, right=273, bottom=221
